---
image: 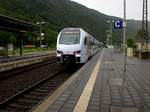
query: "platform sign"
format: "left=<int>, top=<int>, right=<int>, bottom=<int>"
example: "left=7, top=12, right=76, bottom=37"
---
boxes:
left=113, top=20, right=123, bottom=29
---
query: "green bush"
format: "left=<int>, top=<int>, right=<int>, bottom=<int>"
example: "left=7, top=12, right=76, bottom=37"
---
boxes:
left=0, top=50, right=8, bottom=56
left=127, top=38, right=135, bottom=48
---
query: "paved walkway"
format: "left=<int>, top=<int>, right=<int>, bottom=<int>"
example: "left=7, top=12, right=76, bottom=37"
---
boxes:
left=87, top=49, right=150, bottom=112
left=33, top=48, right=150, bottom=112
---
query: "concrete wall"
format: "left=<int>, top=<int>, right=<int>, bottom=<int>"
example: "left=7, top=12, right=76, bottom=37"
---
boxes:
left=127, top=48, right=133, bottom=57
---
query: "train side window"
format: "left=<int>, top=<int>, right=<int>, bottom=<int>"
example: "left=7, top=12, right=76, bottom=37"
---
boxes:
left=84, top=37, right=87, bottom=45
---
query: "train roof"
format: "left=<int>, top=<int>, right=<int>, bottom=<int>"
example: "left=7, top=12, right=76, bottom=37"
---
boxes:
left=61, top=28, right=84, bottom=32
left=60, top=28, right=100, bottom=42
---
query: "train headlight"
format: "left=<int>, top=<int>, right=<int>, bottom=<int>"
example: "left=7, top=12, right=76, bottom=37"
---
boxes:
left=73, top=50, right=81, bottom=54
left=57, top=50, right=63, bottom=54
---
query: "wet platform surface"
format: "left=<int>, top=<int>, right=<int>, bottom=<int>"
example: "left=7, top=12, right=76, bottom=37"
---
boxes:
left=33, top=48, right=150, bottom=112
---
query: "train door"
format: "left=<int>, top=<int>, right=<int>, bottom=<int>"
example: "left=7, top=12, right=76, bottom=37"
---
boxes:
left=83, top=36, right=89, bottom=62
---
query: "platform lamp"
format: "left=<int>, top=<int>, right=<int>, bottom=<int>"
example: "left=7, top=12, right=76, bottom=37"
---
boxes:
left=36, top=21, right=45, bottom=52
left=106, top=21, right=113, bottom=47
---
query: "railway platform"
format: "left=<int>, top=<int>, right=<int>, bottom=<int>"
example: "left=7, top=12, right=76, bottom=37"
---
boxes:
left=0, top=50, right=55, bottom=72
left=32, top=48, right=150, bottom=112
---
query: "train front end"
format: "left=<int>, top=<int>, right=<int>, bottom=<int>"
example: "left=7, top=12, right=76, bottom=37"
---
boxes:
left=56, top=29, right=82, bottom=64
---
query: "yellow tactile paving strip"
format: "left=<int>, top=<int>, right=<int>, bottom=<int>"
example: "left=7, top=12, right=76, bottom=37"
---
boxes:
left=73, top=51, right=104, bottom=112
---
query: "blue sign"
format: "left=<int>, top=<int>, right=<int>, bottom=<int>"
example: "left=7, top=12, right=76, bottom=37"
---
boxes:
left=113, top=20, right=123, bottom=29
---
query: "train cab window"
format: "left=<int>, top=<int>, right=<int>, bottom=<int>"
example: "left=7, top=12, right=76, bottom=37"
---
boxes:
left=84, top=37, right=87, bottom=45
left=59, top=31, right=80, bottom=45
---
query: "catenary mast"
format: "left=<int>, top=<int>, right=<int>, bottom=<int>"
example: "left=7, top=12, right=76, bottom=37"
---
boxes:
left=142, top=0, right=149, bottom=57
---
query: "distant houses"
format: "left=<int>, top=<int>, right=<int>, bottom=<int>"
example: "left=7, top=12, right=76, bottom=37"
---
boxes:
left=135, top=40, right=150, bottom=58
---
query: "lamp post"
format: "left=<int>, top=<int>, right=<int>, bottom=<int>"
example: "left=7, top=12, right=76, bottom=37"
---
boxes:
left=123, top=0, right=126, bottom=73
left=36, top=21, right=45, bottom=51
left=106, top=21, right=113, bottom=47
left=122, top=0, right=127, bottom=103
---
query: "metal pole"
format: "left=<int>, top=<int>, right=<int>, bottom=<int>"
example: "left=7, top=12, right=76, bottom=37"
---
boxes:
left=110, top=22, right=113, bottom=47
left=122, top=1, right=127, bottom=105
left=39, top=23, right=41, bottom=52
left=36, top=21, right=45, bottom=52
left=123, top=0, right=126, bottom=73
left=146, top=0, right=149, bottom=58
left=121, top=0, right=127, bottom=108
left=20, top=34, right=23, bottom=55
left=106, top=21, right=113, bottom=47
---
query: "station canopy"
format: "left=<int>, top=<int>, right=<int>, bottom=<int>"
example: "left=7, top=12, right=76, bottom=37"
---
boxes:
left=0, top=14, right=39, bottom=33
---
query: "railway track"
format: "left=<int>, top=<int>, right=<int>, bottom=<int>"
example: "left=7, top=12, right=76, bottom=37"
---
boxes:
left=0, top=57, right=61, bottom=103
left=0, top=52, right=55, bottom=63
left=0, top=56, right=57, bottom=80
left=0, top=65, right=81, bottom=112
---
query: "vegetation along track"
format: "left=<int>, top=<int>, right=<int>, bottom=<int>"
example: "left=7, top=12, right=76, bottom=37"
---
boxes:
left=0, top=65, right=81, bottom=112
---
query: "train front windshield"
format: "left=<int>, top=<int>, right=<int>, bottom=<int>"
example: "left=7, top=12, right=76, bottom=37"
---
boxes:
left=59, top=31, right=80, bottom=45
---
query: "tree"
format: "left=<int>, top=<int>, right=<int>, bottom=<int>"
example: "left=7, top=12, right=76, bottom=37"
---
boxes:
left=135, top=28, right=145, bottom=40
left=127, top=38, right=135, bottom=48
left=135, top=28, right=148, bottom=50
left=45, top=29, right=58, bottom=48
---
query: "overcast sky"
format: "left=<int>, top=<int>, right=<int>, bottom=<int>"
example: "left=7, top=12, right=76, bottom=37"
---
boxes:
left=71, top=0, right=150, bottom=20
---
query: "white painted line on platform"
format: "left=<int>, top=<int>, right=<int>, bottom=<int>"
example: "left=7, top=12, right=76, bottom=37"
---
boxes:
left=73, top=51, right=104, bottom=112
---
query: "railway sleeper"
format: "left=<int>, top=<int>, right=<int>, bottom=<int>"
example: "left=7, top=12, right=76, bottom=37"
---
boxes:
left=30, top=91, right=49, bottom=96
left=9, top=103, right=33, bottom=109
left=38, top=86, right=56, bottom=90
left=34, top=89, right=52, bottom=93
left=19, top=97, right=42, bottom=102
left=29, top=94, right=48, bottom=98
left=17, top=99, right=39, bottom=104
left=6, top=108, right=29, bottom=112
left=9, top=101, right=35, bottom=107
left=24, top=95, right=44, bottom=100
left=35, top=88, right=55, bottom=92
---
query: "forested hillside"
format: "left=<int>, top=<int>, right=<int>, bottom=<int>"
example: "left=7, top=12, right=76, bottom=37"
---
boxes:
left=0, top=0, right=147, bottom=45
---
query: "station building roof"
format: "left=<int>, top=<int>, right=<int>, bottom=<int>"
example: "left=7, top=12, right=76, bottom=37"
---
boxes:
left=0, top=14, right=39, bottom=33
